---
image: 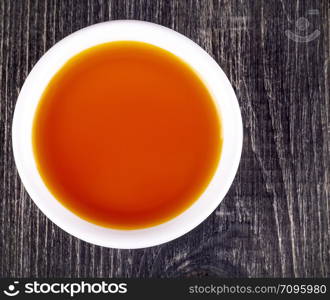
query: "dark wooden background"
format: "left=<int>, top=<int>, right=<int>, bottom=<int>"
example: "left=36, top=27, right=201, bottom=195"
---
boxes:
left=0, top=0, right=329, bottom=278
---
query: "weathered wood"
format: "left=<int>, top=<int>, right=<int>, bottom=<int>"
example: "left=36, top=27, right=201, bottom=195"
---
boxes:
left=0, top=0, right=329, bottom=278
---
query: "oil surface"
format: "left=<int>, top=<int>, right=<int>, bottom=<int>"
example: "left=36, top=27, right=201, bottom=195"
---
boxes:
left=33, top=41, right=222, bottom=229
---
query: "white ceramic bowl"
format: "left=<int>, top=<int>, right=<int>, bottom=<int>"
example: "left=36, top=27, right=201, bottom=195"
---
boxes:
left=12, top=20, right=242, bottom=249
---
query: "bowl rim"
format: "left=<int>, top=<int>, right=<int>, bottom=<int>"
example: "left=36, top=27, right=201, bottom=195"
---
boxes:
left=12, top=20, right=243, bottom=249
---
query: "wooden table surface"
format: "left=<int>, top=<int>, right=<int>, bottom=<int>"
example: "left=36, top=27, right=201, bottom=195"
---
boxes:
left=0, top=0, right=329, bottom=278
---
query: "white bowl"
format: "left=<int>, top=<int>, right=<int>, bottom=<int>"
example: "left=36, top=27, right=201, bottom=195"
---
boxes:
left=12, top=20, right=242, bottom=249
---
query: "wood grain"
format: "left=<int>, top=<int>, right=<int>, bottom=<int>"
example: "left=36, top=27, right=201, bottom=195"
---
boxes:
left=0, top=0, right=329, bottom=278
